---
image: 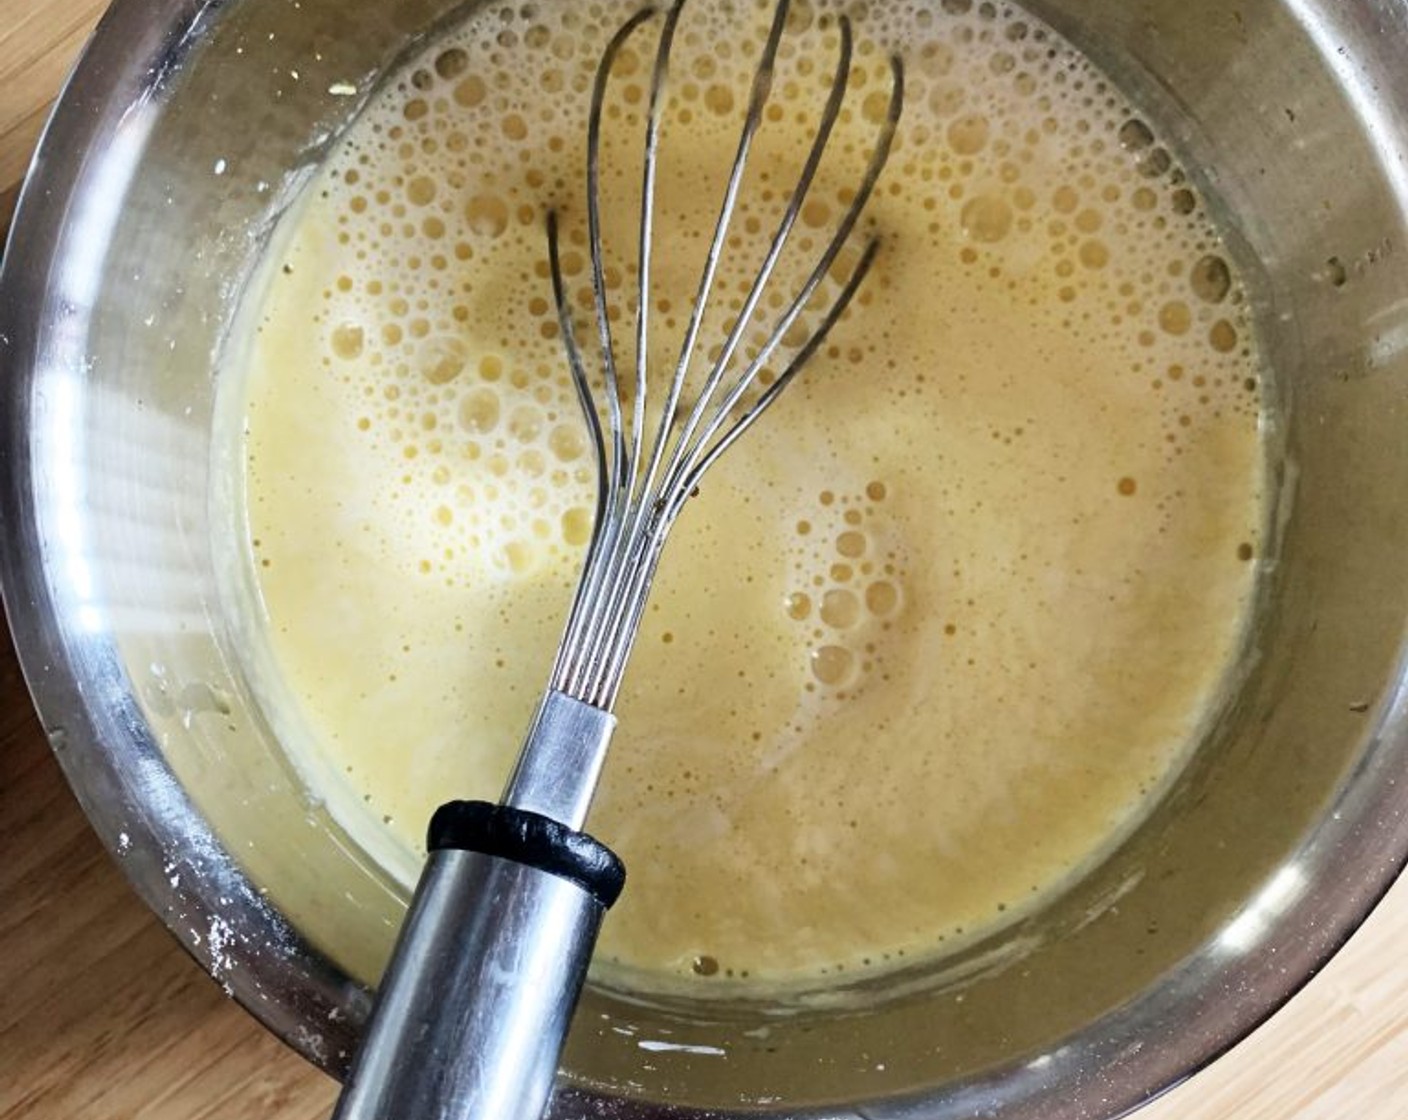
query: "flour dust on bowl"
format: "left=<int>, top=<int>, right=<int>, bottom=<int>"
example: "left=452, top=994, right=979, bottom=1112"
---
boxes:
left=1, top=0, right=1406, bottom=1118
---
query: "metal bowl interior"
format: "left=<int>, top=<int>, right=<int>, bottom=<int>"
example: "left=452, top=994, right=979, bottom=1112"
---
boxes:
left=2, top=0, right=1407, bottom=1116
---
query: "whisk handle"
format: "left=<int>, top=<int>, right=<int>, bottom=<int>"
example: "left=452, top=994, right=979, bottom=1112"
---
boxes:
left=331, top=802, right=625, bottom=1120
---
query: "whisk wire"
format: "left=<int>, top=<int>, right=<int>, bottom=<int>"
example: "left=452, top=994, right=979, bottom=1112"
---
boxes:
left=655, top=8, right=851, bottom=504
left=558, top=6, right=658, bottom=693
left=637, top=0, right=795, bottom=509
left=548, top=0, right=905, bottom=708
left=588, top=25, right=884, bottom=706
left=545, top=212, right=612, bottom=690
left=594, top=233, right=884, bottom=707
left=678, top=236, right=881, bottom=499
left=584, top=7, right=652, bottom=485
left=632, top=3, right=686, bottom=479
left=578, top=0, right=802, bottom=703
left=575, top=0, right=686, bottom=695
left=664, top=51, right=905, bottom=500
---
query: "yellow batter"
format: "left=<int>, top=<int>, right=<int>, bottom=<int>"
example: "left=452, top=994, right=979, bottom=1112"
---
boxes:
left=226, top=0, right=1266, bottom=991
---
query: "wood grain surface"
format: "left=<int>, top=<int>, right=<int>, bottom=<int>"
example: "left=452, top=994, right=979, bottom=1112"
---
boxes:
left=0, top=6, right=1404, bottom=1118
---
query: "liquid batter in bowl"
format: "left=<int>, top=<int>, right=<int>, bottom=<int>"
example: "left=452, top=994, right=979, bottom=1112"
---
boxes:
left=224, top=0, right=1267, bottom=994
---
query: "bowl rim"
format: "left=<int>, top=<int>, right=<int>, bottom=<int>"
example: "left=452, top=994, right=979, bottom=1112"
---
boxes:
left=2, top=1, right=1407, bottom=1117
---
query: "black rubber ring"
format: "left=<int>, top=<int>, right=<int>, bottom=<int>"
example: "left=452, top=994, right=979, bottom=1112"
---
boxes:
left=428, top=800, right=627, bottom=909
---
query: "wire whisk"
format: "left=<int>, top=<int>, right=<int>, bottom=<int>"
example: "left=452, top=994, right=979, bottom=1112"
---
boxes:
left=547, top=0, right=904, bottom=710
left=333, top=3, right=903, bottom=1118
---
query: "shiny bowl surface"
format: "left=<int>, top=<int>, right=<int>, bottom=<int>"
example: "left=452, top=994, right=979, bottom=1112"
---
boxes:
left=2, top=0, right=1407, bottom=1116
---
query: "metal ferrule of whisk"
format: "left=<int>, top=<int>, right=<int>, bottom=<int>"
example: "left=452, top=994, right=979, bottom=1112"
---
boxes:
left=332, top=2, right=903, bottom=1118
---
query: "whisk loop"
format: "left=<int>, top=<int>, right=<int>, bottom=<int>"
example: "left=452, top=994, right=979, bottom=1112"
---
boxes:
left=548, top=0, right=904, bottom=711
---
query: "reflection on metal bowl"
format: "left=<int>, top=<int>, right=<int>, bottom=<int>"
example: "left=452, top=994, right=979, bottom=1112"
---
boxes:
left=1, top=0, right=1406, bottom=1117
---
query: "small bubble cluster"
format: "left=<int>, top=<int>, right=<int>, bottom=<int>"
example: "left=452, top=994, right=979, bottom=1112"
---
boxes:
left=244, top=0, right=1269, bottom=994
left=785, top=483, right=903, bottom=695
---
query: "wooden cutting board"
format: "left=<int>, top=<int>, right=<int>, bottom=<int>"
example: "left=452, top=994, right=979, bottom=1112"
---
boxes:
left=1, top=7, right=1404, bottom=1118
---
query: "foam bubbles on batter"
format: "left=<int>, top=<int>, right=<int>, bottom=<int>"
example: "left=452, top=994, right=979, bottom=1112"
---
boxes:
left=785, top=484, right=905, bottom=695
left=238, top=0, right=1267, bottom=992
left=300, top=0, right=1255, bottom=582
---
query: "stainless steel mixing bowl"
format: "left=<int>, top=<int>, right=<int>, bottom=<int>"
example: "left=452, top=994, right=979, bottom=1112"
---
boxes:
left=3, top=0, right=1406, bottom=1116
